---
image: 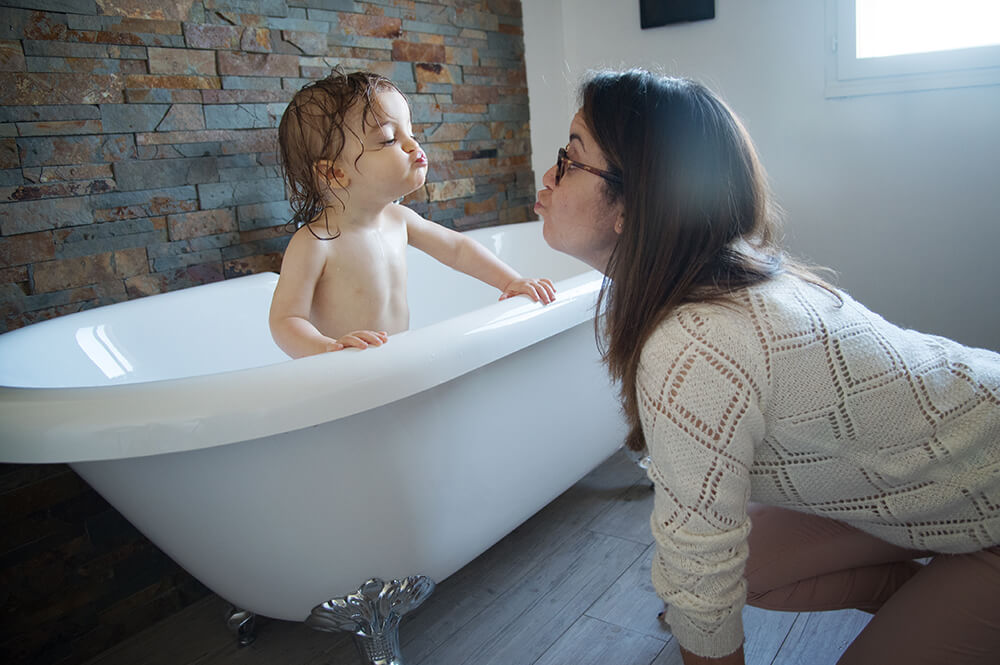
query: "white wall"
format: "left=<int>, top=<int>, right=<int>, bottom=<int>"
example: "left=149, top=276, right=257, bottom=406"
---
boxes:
left=523, top=0, right=1000, bottom=350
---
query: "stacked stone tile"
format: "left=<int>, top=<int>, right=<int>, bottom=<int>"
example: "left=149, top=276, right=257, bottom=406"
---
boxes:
left=0, top=0, right=535, bottom=334
left=0, top=1, right=534, bottom=663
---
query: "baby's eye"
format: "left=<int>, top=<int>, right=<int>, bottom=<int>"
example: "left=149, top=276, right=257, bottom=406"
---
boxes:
left=381, top=136, right=397, bottom=145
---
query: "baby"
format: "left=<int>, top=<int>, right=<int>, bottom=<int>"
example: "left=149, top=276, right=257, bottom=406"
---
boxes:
left=269, top=70, right=555, bottom=358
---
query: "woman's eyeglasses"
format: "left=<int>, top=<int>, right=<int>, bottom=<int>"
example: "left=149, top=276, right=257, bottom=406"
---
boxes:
left=555, top=146, right=622, bottom=186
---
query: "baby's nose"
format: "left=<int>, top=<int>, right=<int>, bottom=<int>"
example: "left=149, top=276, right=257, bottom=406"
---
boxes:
left=403, top=135, right=421, bottom=151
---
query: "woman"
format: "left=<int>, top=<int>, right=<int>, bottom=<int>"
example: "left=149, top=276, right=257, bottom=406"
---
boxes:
left=534, top=69, right=1000, bottom=665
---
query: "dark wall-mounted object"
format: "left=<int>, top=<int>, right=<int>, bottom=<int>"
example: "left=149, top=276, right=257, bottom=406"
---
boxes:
left=640, top=0, right=715, bottom=29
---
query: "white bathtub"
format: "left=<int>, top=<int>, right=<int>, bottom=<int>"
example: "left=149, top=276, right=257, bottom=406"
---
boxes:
left=0, top=220, right=625, bottom=623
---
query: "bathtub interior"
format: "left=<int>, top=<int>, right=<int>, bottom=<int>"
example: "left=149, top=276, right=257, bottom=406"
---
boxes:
left=0, top=222, right=592, bottom=390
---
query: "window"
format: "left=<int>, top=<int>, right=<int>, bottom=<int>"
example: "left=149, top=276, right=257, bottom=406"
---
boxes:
left=825, top=0, right=1000, bottom=97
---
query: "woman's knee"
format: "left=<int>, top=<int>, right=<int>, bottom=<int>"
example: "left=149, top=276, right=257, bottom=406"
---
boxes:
left=837, top=547, right=1000, bottom=665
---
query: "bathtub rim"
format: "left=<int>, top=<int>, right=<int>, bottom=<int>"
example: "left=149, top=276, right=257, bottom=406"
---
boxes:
left=0, top=268, right=604, bottom=464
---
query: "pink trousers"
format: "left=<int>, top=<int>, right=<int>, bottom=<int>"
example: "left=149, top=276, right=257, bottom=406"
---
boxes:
left=744, top=504, right=1000, bottom=665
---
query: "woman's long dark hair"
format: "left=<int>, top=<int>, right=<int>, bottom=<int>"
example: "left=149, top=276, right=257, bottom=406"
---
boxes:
left=582, top=70, right=829, bottom=452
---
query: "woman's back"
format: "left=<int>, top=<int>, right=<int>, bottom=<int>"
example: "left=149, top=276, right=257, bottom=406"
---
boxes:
left=639, top=272, right=1000, bottom=554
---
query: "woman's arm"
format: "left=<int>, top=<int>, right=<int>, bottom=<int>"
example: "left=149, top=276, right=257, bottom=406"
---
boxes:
left=641, top=309, right=766, bottom=662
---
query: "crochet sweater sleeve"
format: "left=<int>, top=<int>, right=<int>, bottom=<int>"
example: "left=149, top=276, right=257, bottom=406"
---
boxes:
left=639, top=305, right=767, bottom=659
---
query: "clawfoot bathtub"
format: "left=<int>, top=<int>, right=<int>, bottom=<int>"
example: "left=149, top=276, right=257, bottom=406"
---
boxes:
left=0, top=220, right=626, bottom=663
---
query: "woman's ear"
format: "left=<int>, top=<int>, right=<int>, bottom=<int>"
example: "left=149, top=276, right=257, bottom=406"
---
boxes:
left=614, top=212, right=625, bottom=235
left=314, top=160, right=349, bottom=188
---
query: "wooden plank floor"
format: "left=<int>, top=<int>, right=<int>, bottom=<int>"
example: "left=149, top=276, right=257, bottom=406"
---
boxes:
left=84, top=450, right=870, bottom=665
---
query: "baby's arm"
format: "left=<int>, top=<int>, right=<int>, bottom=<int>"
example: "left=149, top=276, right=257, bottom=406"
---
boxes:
left=269, top=230, right=387, bottom=358
left=402, top=207, right=555, bottom=304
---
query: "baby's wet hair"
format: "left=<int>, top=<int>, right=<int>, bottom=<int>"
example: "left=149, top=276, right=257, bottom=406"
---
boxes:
left=278, top=68, right=404, bottom=238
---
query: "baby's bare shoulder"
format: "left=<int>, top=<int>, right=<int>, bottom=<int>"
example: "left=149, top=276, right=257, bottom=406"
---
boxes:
left=295, top=217, right=343, bottom=242
left=294, top=219, right=345, bottom=245
left=284, top=222, right=341, bottom=266
left=386, top=201, right=420, bottom=224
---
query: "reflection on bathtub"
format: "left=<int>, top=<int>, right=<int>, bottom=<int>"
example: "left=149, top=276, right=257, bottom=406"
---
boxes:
left=75, top=325, right=134, bottom=380
left=467, top=301, right=543, bottom=336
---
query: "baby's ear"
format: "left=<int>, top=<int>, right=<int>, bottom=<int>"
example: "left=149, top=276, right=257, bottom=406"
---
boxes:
left=314, top=160, right=349, bottom=188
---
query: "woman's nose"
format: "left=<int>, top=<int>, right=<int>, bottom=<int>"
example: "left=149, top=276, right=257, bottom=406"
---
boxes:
left=541, top=163, right=558, bottom=188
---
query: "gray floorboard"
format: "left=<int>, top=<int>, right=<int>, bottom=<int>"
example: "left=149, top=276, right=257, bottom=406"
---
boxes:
left=770, top=610, right=871, bottom=665
left=585, top=544, right=667, bottom=640
left=533, top=616, right=666, bottom=665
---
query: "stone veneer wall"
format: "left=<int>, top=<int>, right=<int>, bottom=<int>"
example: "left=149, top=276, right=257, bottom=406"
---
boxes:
left=0, top=1, right=533, bottom=663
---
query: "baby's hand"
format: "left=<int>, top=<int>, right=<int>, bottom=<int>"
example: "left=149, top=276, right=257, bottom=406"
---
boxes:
left=326, top=330, right=389, bottom=352
left=499, top=278, right=556, bottom=305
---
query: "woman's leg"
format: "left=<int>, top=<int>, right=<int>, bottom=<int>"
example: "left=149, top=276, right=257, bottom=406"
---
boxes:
left=744, top=504, right=929, bottom=613
left=837, top=546, right=1000, bottom=665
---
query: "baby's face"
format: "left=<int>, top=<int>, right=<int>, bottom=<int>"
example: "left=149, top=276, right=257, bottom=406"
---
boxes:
left=336, top=89, right=428, bottom=204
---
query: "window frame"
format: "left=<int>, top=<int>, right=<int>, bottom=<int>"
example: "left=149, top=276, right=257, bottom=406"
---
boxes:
left=824, top=0, right=1000, bottom=98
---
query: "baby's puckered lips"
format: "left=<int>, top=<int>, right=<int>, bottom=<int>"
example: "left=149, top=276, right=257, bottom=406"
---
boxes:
left=413, top=150, right=428, bottom=167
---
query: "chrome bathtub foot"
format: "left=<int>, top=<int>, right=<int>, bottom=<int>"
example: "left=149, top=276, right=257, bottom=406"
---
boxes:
left=225, top=605, right=256, bottom=647
left=306, top=576, right=436, bottom=665
left=625, top=449, right=655, bottom=491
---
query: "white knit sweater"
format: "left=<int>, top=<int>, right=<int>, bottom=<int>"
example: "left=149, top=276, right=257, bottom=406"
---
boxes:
left=639, top=273, right=1000, bottom=658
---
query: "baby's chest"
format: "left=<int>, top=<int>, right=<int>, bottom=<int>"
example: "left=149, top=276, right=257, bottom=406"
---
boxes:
left=321, top=247, right=406, bottom=299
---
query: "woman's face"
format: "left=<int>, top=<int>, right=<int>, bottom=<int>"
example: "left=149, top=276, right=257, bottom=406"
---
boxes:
left=535, top=110, right=623, bottom=273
